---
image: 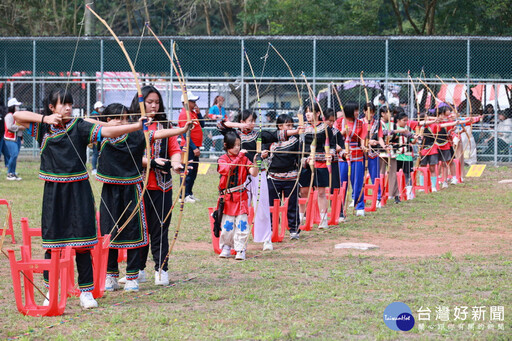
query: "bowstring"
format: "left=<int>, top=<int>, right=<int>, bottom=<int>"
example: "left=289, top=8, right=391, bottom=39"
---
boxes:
left=108, top=24, right=167, bottom=246
left=61, top=4, right=120, bottom=234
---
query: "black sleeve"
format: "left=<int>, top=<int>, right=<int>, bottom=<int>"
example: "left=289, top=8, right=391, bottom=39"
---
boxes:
left=328, top=126, right=336, bottom=150
left=217, top=121, right=236, bottom=136
left=335, top=130, right=344, bottom=148
left=197, top=112, right=205, bottom=128
left=261, top=129, right=279, bottom=144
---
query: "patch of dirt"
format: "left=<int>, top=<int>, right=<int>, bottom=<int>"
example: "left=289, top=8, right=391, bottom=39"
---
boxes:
left=331, top=228, right=512, bottom=257
left=175, top=224, right=512, bottom=259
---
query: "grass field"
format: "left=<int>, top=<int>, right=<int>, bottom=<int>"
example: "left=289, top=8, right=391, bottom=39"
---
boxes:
left=0, top=159, right=511, bottom=340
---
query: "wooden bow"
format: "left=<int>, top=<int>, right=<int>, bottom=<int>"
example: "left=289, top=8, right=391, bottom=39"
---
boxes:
left=86, top=5, right=151, bottom=239
left=268, top=43, right=305, bottom=204
left=332, top=83, right=351, bottom=218
left=355, top=71, right=371, bottom=209
left=159, top=41, right=193, bottom=273
left=301, top=72, right=318, bottom=216
left=243, top=48, right=264, bottom=243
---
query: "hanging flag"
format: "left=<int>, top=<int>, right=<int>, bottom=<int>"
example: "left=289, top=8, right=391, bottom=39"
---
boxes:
left=198, top=163, right=211, bottom=175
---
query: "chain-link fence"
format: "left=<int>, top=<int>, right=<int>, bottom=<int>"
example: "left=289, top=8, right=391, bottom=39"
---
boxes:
left=1, top=36, right=512, bottom=164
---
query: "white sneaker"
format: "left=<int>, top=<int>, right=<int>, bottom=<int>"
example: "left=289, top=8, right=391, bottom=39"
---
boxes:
left=318, top=220, right=329, bottom=229
left=105, top=276, right=120, bottom=291
left=299, top=214, right=305, bottom=226
left=219, top=246, right=232, bottom=258
left=121, top=270, right=146, bottom=284
left=263, top=240, right=273, bottom=251
left=6, top=173, right=16, bottom=181
left=154, top=270, right=169, bottom=286
left=184, top=195, right=196, bottom=203
left=376, top=200, right=382, bottom=209
left=450, top=177, right=458, bottom=185
left=349, top=200, right=355, bottom=208
left=356, top=209, right=365, bottom=217
left=80, top=292, right=98, bottom=309
left=42, top=291, right=50, bottom=306
left=189, top=195, right=200, bottom=202
left=338, top=217, right=345, bottom=224
left=235, top=250, right=246, bottom=261
left=91, top=169, right=97, bottom=175
left=124, top=279, right=139, bottom=292
left=442, top=181, right=448, bottom=189
left=431, top=186, right=437, bottom=192
left=138, top=270, right=147, bottom=283
left=290, top=232, right=300, bottom=240
left=406, top=186, right=414, bottom=200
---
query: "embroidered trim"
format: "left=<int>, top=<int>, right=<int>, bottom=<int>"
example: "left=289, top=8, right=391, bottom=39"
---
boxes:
left=79, top=282, right=94, bottom=292
left=96, top=173, right=143, bottom=185
left=109, top=183, right=149, bottom=248
left=39, top=170, right=89, bottom=182
left=42, top=239, right=98, bottom=249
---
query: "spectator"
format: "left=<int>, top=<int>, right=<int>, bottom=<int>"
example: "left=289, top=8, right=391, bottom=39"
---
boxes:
left=483, top=104, right=495, bottom=124
left=207, top=95, right=226, bottom=152
left=266, top=110, right=277, bottom=123
left=497, top=109, right=512, bottom=145
left=208, top=95, right=226, bottom=121
left=0, top=102, right=9, bottom=169
left=485, top=108, right=512, bottom=146
left=89, top=101, right=103, bottom=174
left=4, top=98, right=25, bottom=180
left=400, top=98, right=417, bottom=118
left=378, top=95, right=386, bottom=107
left=179, top=91, right=204, bottom=203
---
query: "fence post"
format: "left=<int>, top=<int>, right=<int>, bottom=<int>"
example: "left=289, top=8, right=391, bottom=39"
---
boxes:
left=241, top=39, right=245, bottom=110
left=170, top=38, right=174, bottom=119
left=327, top=83, right=331, bottom=108
left=466, top=39, right=470, bottom=117
left=32, top=39, right=37, bottom=157
left=313, top=38, right=316, bottom=95
left=100, top=39, right=104, bottom=102
left=494, top=83, right=498, bottom=166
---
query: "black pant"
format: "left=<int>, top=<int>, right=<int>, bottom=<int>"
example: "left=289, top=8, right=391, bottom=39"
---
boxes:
left=107, top=248, right=140, bottom=279
left=397, top=159, right=413, bottom=186
left=183, top=149, right=199, bottom=198
left=139, top=189, right=172, bottom=272
left=267, top=178, right=299, bottom=233
left=44, top=248, right=93, bottom=292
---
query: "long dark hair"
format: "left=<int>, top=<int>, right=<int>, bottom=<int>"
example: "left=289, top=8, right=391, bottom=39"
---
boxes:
left=323, top=108, right=335, bottom=121
left=393, top=107, right=407, bottom=125
left=241, top=109, right=257, bottom=122
left=100, top=103, right=128, bottom=123
left=212, top=95, right=224, bottom=106
left=276, top=113, right=293, bottom=128
left=223, top=130, right=240, bottom=151
left=129, top=85, right=167, bottom=127
left=43, top=88, right=74, bottom=116
left=343, top=101, right=359, bottom=119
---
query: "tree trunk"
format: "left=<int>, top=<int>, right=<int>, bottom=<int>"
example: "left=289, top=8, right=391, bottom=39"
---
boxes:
left=218, top=3, right=229, bottom=34
left=225, top=0, right=236, bottom=35
left=143, top=0, right=151, bottom=24
left=425, top=0, right=437, bottom=35
left=243, top=0, right=247, bottom=35
left=402, top=0, right=421, bottom=34
left=389, top=0, right=403, bottom=34
left=84, top=0, right=94, bottom=35
left=204, top=3, right=212, bottom=36
left=125, top=0, right=134, bottom=35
